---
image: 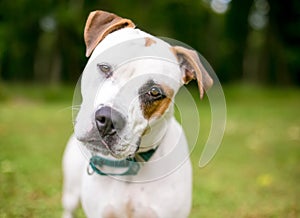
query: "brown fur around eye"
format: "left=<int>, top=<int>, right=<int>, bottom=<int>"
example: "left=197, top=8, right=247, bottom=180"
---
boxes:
left=139, top=82, right=174, bottom=120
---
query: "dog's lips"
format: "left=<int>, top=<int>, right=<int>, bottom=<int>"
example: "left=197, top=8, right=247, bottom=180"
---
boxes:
left=78, top=134, right=141, bottom=159
left=84, top=140, right=108, bottom=154
left=80, top=138, right=132, bottom=159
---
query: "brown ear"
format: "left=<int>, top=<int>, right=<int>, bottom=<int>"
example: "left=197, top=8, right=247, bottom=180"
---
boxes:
left=84, top=10, right=135, bottom=57
left=171, top=46, right=213, bottom=99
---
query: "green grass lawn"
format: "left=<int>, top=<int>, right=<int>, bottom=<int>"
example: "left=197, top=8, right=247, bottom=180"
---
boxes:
left=0, top=84, right=299, bottom=217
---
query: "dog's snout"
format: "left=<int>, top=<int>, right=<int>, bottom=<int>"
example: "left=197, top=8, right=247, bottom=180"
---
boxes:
left=95, top=106, right=126, bottom=136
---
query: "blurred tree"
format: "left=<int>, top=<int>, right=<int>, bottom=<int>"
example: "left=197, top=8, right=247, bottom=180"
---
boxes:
left=0, top=0, right=87, bottom=84
left=0, top=0, right=299, bottom=85
left=265, top=0, right=300, bottom=84
left=224, top=0, right=253, bottom=82
left=0, top=0, right=42, bottom=81
left=244, top=0, right=300, bottom=85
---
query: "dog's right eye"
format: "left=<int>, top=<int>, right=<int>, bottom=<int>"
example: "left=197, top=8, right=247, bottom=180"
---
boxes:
left=97, top=63, right=113, bottom=78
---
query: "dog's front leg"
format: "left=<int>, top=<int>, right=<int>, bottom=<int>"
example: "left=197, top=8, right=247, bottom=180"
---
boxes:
left=62, top=135, right=85, bottom=218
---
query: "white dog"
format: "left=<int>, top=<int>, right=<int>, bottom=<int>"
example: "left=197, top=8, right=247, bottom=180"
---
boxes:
left=62, top=10, right=213, bottom=218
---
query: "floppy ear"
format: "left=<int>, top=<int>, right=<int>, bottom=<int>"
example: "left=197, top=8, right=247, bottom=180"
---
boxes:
left=84, top=10, right=135, bottom=57
left=171, top=46, right=213, bottom=99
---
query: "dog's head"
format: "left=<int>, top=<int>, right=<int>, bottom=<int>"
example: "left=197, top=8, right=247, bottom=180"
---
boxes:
left=74, top=11, right=213, bottom=159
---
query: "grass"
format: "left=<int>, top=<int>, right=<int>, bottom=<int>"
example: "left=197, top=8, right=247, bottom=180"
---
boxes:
left=0, top=83, right=299, bottom=217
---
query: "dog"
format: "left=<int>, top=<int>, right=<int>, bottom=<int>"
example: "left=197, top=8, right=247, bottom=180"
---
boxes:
left=62, top=10, right=213, bottom=218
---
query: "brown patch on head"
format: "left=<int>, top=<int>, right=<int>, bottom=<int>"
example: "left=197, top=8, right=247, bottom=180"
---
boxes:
left=139, top=80, right=174, bottom=120
left=151, top=97, right=172, bottom=119
left=144, top=37, right=157, bottom=47
left=142, top=97, right=172, bottom=120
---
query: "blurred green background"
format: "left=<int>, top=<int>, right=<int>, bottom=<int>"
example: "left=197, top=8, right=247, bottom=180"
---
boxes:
left=0, top=0, right=299, bottom=217
left=1, top=0, right=299, bottom=85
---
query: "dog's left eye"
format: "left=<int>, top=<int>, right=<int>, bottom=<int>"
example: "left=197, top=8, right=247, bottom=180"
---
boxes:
left=148, top=86, right=163, bottom=98
left=97, top=63, right=112, bottom=77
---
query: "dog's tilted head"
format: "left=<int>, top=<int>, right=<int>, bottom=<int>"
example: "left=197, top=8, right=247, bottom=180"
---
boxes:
left=74, top=10, right=213, bottom=159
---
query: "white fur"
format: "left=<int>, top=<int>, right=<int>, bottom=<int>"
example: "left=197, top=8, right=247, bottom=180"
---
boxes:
left=62, top=28, right=192, bottom=218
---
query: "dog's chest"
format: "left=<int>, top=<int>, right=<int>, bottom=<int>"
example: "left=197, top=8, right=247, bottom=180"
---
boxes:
left=101, top=190, right=157, bottom=218
left=81, top=158, right=192, bottom=218
left=81, top=177, right=163, bottom=218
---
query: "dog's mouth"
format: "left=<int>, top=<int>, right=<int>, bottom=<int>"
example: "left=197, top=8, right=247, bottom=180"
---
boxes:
left=84, top=141, right=108, bottom=155
left=82, top=136, right=140, bottom=159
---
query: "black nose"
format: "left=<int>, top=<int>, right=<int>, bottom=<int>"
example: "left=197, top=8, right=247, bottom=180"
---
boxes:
left=95, top=106, right=126, bottom=136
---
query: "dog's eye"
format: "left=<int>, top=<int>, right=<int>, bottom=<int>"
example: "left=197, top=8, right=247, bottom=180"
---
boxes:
left=148, top=86, right=162, bottom=98
left=97, top=63, right=112, bottom=77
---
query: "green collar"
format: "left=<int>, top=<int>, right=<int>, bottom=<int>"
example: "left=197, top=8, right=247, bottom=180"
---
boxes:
left=88, top=148, right=157, bottom=176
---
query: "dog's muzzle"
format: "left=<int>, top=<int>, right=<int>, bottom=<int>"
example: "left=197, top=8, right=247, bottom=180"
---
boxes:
left=95, top=106, right=126, bottom=137
left=95, top=106, right=126, bottom=154
left=86, top=105, right=157, bottom=176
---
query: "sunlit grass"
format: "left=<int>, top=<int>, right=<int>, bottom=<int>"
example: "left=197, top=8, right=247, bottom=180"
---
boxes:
left=0, top=84, right=299, bottom=217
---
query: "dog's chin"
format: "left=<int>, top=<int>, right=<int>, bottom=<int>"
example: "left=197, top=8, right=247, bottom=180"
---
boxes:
left=109, top=151, right=133, bottom=159
left=82, top=141, right=109, bottom=156
left=105, top=143, right=139, bottom=159
left=84, top=139, right=139, bottom=160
